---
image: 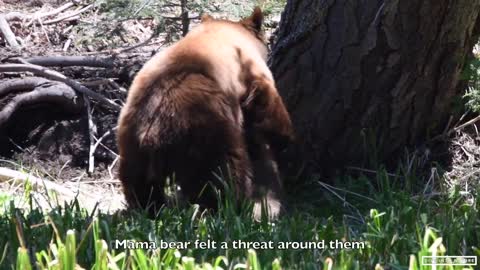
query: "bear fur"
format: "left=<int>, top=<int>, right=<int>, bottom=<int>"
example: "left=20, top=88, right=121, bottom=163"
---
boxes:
left=117, top=7, right=293, bottom=219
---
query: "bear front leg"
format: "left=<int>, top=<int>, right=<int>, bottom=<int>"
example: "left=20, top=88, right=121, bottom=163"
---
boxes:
left=246, top=133, right=284, bottom=221
left=242, top=78, right=295, bottom=152
left=175, top=122, right=254, bottom=211
left=225, top=128, right=255, bottom=202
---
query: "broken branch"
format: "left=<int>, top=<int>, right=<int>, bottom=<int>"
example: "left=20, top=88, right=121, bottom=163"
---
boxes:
left=26, top=2, right=76, bottom=26
left=17, top=56, right=115, bottom=68
left=43, top=4, right=93, bottom=25
left=0, top=14, right=20, bottom=50
left=0, top=63, right=122, bottom=111
left=0, top=167, right=94, bottom=199
left=85, top=96, right=96, bottom=175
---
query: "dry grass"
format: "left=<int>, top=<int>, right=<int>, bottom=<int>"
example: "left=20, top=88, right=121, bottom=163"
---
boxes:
left=0, top=161, right=125, bottom=214
left=445, top=126, right=480, bottom=195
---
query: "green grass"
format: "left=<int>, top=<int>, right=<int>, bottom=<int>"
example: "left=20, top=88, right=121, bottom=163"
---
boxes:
left=0, top=168, right=478, bottom=270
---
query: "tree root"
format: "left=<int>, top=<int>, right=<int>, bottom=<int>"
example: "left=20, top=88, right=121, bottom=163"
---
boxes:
left=0, top=78, right=82, bottom=127
left=0, top=63, right=122, bottom=111
left=0, top=77, right=50, bottom=96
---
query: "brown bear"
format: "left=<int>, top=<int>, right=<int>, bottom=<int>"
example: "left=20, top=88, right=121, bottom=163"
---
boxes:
left=117, top=7, right=293, bottom=220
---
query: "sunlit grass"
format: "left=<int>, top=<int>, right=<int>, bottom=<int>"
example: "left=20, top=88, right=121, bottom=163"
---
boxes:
left=0, top=165, right=478, bottom=269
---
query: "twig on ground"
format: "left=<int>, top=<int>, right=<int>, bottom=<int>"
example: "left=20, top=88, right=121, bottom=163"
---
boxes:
left=116, top=32, right=157, bottom=54
left=37, top=18, right=51, bottom=44
left=72, top=171, right=86, bottom=182
left=63, top=38, right=72, bottom=52
left=15, top=56, right=115, bottom=68
left=450, top=115, right=480, bottom=135
left=92, top=129, right=114, bottom=157
left=85, top=96, right=96, bottom=175
left=108, top=79, right=127, bottom=93
left=96, top=140, right=118, bottom=157
left=0, top=167, right=77, bottom=198
left=80, top=179, right=120, bottom=184
left=62, top=25, right=74, bottom=34
left=108, top=156, right=119, bottom=180
left=81, top=79, right=112, bottom=86
left=26, top=2, right=76, bottom=26
left=57, top=159, right=71, bottom=179
left=0, top=63, right=122, bottom=111
left=4, top=12, right=27, bottom=21
left=8, top=138, right=30, bottom=153
left=431, top=114, right=480, bottom=142
left=84, top=31, right=163, bottom=56
left=43, top=4, right=93, bottom=25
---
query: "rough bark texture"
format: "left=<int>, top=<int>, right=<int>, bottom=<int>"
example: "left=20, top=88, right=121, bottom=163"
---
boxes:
left=270, top=0, right=480, bottom=172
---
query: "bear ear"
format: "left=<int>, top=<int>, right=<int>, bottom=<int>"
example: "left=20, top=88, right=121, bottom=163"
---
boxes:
left=243, top=6, right=264, bottom=32
left=201, top=14, right=213, bottom=22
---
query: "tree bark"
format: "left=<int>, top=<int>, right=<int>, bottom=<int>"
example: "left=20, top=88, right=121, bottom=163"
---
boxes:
left=270, top=0, right=480, bottom=172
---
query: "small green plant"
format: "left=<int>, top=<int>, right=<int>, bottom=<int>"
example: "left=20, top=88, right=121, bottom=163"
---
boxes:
left=0, top=161, right=478, bottom=269
left=462, top=47, right=480, bottom=113
left=464, top=86, right=480, bottom=113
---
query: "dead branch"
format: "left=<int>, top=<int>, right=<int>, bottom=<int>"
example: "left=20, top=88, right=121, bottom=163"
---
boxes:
left=162, top=15, right=200, bottom=20
left=84, top=31, right=160, bottom=56
left=26, top=2, right=76, bottom=26
left=0, top=80, right=82, bottom=127
left=115, top=31, right=157, bottom=54
left=2, top=2, right=77, bottom=24
left=91, top=128, right=114, bottom=156
left=108, top=156, right=119, bottom=180
left=0, top=63, right=122, bottom=111
left=43, top=4, right=93, bottom=25
left=0, top=77, right=50, bottom=96
left=0, top=14, right=20, bottom=50
left=4, top=12, right=27, bottom=21
left=63, top=38, right=72, bottom=52
left=450, top=115, right=480, bottom=135
left=430, top=114, right=480, bottom=142
left=85, top=96, right=96, bottom=175
left=16, top=56, right=115, bottom=68
left=0, top=167, right=93, bottom=199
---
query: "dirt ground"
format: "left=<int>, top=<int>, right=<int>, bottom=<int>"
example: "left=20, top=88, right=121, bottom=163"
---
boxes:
left=0, top=0, right=180, bottom=213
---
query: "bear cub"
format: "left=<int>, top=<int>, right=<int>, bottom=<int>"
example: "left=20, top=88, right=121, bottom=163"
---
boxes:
left=117, top=7, right=294, bottom=220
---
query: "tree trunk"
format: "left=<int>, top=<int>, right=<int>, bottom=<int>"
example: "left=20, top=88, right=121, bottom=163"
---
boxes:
left=270, top=0, right=480, bottom=172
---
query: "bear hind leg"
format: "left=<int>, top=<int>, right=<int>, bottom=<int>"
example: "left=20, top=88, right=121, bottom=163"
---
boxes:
left=119, top=149, right=166, bottom=217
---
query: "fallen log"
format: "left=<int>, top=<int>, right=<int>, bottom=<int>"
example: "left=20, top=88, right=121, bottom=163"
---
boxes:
left=19, top=56, right=115, bottom=68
